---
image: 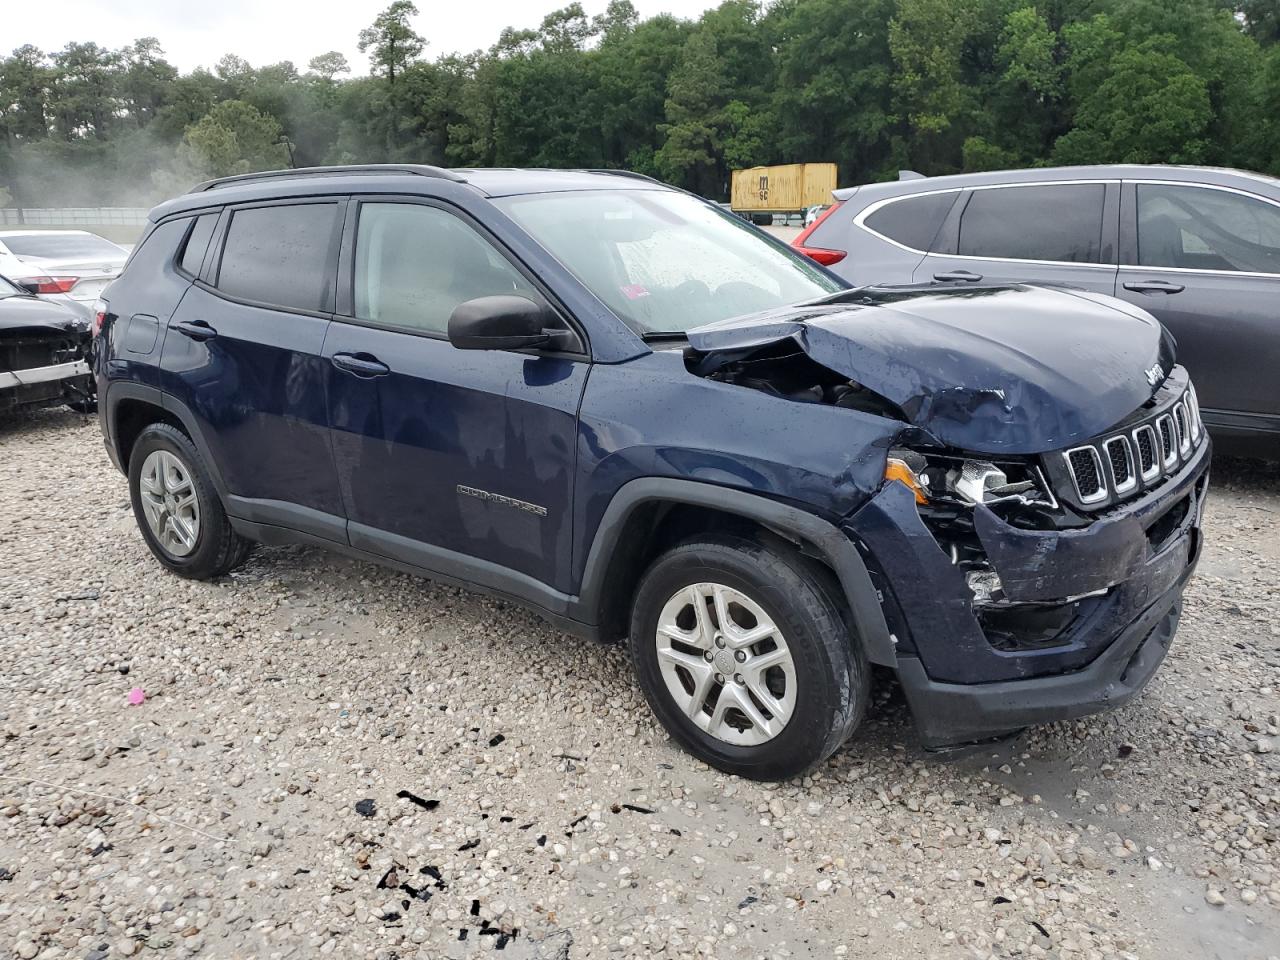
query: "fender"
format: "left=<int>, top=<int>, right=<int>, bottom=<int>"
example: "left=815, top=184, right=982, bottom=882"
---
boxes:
left=576, top=477, right=896, bottom=666
left=103, top=381, right=231, bottom=498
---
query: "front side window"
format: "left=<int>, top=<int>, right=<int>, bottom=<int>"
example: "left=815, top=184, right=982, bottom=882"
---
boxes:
left=353, top=203, right=539, bottom=335
left=216, top=203, right=338, bottom=311
left=958, top=184, right=1105, bottom=264
left=1137, top=184, right=1280, bottom=274
left=863, top=192, right=958, bottom=251
left=495, top=189, right=842, bottom=334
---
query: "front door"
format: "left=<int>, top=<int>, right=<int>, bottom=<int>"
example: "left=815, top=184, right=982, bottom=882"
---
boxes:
left=916, top=181, right=1119, bottom=295
left=1115, top=181, right=1280, bottom=434
left=324, top=198, right=588, bottom=595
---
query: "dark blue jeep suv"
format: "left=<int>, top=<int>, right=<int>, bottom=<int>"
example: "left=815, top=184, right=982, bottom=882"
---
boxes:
left=96, top=165, right=1210, bottom=779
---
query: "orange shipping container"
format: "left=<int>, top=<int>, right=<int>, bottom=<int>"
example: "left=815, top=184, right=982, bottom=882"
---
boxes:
left=730, top=163, right=838, bottom=212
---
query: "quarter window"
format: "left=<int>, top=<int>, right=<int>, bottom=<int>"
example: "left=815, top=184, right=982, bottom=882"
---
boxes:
left=863, top=192, right=957, bottom=251
left=216, top=203, right=339, bottom=311
left=353, top=203, right=538, bottom=335
left=1137, top=184, right=1280, bottom=274
left=957, top=184, right=1105, bottom=263
left=178, top=213, right=218, bottom=277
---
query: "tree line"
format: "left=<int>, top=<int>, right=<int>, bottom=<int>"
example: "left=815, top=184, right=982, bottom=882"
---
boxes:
left=1, top=0, right=1278, bottom=207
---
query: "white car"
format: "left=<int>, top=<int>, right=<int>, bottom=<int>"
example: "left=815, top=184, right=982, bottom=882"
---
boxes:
left=0, top=230, right=128, bottom=319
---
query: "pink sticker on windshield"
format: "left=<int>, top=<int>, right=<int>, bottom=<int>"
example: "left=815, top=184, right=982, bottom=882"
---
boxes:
left=620, top=284, right=650, bottom=300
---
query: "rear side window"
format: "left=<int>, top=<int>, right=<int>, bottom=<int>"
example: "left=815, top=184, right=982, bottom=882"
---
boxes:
left=1137, top=184, right=1280, bottom=274
left=958, top=184, right=1105, bottom=263
left=216, top=203, right=338, bottom=311
left=178, top=213, right=219, bottom=277
left=862, top=192, right=957, bottom=251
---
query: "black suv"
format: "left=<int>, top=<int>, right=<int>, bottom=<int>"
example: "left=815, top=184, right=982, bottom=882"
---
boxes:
left=96, top=165, right=1209, bottom=780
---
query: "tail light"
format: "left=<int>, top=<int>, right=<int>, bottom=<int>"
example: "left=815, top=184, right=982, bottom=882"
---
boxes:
left=793, top=246, right=846, bottom=265
left=791, top=202, right=845, bottom=266
left=93, top=298, right=108, bottom=337
left=18, top=275, right=79, bottom=294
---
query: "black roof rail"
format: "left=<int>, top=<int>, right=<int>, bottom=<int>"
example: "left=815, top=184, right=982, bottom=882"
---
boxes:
left=189, top=164, right=468, bottom=193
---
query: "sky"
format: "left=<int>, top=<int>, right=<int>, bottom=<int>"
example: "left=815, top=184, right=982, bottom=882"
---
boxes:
left=13, top=0, right=723, bottom=73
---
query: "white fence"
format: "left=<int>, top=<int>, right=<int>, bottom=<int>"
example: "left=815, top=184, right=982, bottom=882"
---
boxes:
left=0, top=207, right=151, bottom=226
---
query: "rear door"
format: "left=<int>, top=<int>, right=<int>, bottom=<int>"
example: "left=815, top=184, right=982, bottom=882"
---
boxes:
left=324, top=197, right=588, bottom=594
left=915, top=181, right=1119, bottom=294
left=1116, top=180, right=1280, bottom=433
left=158, top=198, right=347, bottom=541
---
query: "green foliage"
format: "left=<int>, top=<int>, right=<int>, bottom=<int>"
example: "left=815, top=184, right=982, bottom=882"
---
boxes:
left=1, top=0, right=1278, bottom=207
left=180, top=100, right=289, bottom=178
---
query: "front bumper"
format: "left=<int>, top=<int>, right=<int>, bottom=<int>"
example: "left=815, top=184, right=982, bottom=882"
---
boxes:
left=0, top=359, right=92, bottom=410
left=847, top=438, right=1209, bottom=748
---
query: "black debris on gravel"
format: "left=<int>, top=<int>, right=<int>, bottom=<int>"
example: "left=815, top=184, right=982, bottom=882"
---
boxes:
left=488, top=734, right=505, bottom=747
left=395, top=790, right=439, bottom=811
left=354, top=799, right=376, bottom=817
left=458, top=838, right=480, bottom=852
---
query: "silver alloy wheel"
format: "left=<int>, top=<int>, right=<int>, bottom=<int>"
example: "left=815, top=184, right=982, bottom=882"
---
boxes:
left=654, top=582, right=797, bottom=746
left=138, top=449, right=201, bottom=558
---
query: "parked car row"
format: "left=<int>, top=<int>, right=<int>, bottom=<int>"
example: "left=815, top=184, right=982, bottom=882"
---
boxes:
left=93, top=164, right=1207, bottom=779
left=792, top=164, right=1280, bottom=458
left=0, top=228, right=127, bottom=414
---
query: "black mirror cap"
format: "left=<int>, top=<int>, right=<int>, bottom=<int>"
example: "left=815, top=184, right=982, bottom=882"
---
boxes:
left=448, top=295, right=558, bottom=351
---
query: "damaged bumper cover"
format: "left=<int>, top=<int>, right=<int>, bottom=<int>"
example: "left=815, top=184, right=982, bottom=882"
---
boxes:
left=847, top=439, right=1209, bottom=748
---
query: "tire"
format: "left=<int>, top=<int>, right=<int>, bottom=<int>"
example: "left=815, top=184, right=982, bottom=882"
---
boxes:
left=629, top=534, right=868, bottom=780
left=128, top=423, right=252, bottom=580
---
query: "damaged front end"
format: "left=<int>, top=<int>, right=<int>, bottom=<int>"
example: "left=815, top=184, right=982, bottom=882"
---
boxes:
left=684, top=283, right=1209, bottom=749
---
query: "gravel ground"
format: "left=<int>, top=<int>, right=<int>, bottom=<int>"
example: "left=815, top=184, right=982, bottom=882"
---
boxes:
left=1, top=408, right=1278, bottom=960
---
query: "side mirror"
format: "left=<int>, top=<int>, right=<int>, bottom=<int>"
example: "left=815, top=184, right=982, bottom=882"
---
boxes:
left=448, top=295, right=568, bottom=352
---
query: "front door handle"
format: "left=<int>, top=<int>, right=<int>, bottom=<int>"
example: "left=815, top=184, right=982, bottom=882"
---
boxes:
left=171, top=320, right=217, bottom=341
left=933, top=270, right=983, bottom=283
left=1123, top=280, right=1185, bottom=295
left=331, top=352, right=390, bottom=379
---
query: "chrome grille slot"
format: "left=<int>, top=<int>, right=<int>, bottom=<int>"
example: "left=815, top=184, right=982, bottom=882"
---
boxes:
left=1055, top=384, right=1204, bottom=510
left=1104, top=436, right=1136, bottom=494
left=1064, top=446, right=1106, bottom=503
left=1133, top=425, right=1159, bottom=481
left=1175, top=402, right=1191, bottom=455
left=1157, top=415, right=1177, bottom=467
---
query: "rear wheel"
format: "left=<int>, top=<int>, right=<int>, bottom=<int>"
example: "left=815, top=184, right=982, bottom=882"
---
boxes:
left=128, top=423, right=252, bottom=579
left=629, top=534, right=867, bottom=780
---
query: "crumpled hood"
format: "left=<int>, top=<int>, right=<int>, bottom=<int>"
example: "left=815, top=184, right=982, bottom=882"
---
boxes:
left=686, top=284, right=1176, bottom=455
left=0, top=294, right=90, bottom=336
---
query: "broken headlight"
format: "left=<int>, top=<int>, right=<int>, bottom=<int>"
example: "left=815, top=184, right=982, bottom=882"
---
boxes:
left=883, top=448, right=1054, bottom=508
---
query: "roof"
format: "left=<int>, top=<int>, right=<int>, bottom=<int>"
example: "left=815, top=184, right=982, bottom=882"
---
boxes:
left=150, top=165, right=669, bottom=221
left=834, top=164, right=1280, bottom=202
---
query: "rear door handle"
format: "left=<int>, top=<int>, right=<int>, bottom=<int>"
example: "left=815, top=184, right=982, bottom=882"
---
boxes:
left=1123, top=280, right=1185, bottom=295
left=933, top=270, right=983, bottom=283
left=331, top=352, right=390, bottom=378
left=171, top=319, right=217, bottom=341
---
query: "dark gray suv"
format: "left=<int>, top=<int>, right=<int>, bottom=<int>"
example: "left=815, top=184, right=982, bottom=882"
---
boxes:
left=794, top=165, right=1280, bottom=457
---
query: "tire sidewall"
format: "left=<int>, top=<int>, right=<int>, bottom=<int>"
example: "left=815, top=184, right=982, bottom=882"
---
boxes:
left=128, top=425, right=227, bottom=577
left=630, top=539, right=861, bottom=779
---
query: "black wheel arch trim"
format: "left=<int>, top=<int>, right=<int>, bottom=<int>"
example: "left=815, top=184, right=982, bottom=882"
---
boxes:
left=103, top=382, right=231, bottom=499
left=575, top=478, right=896, bottom=666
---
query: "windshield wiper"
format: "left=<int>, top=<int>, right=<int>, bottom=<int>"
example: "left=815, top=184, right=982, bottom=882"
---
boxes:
left=641, top=331, right=688, bottom=343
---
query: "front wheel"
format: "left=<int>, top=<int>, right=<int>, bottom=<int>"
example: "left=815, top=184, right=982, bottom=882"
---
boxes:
left=629, top=534, right=868, bottom=780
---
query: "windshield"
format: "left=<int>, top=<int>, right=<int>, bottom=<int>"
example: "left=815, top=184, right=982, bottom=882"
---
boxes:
left=2, top=233, right=124, bottom=261
left=495, top=189, right=843, bottom=334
